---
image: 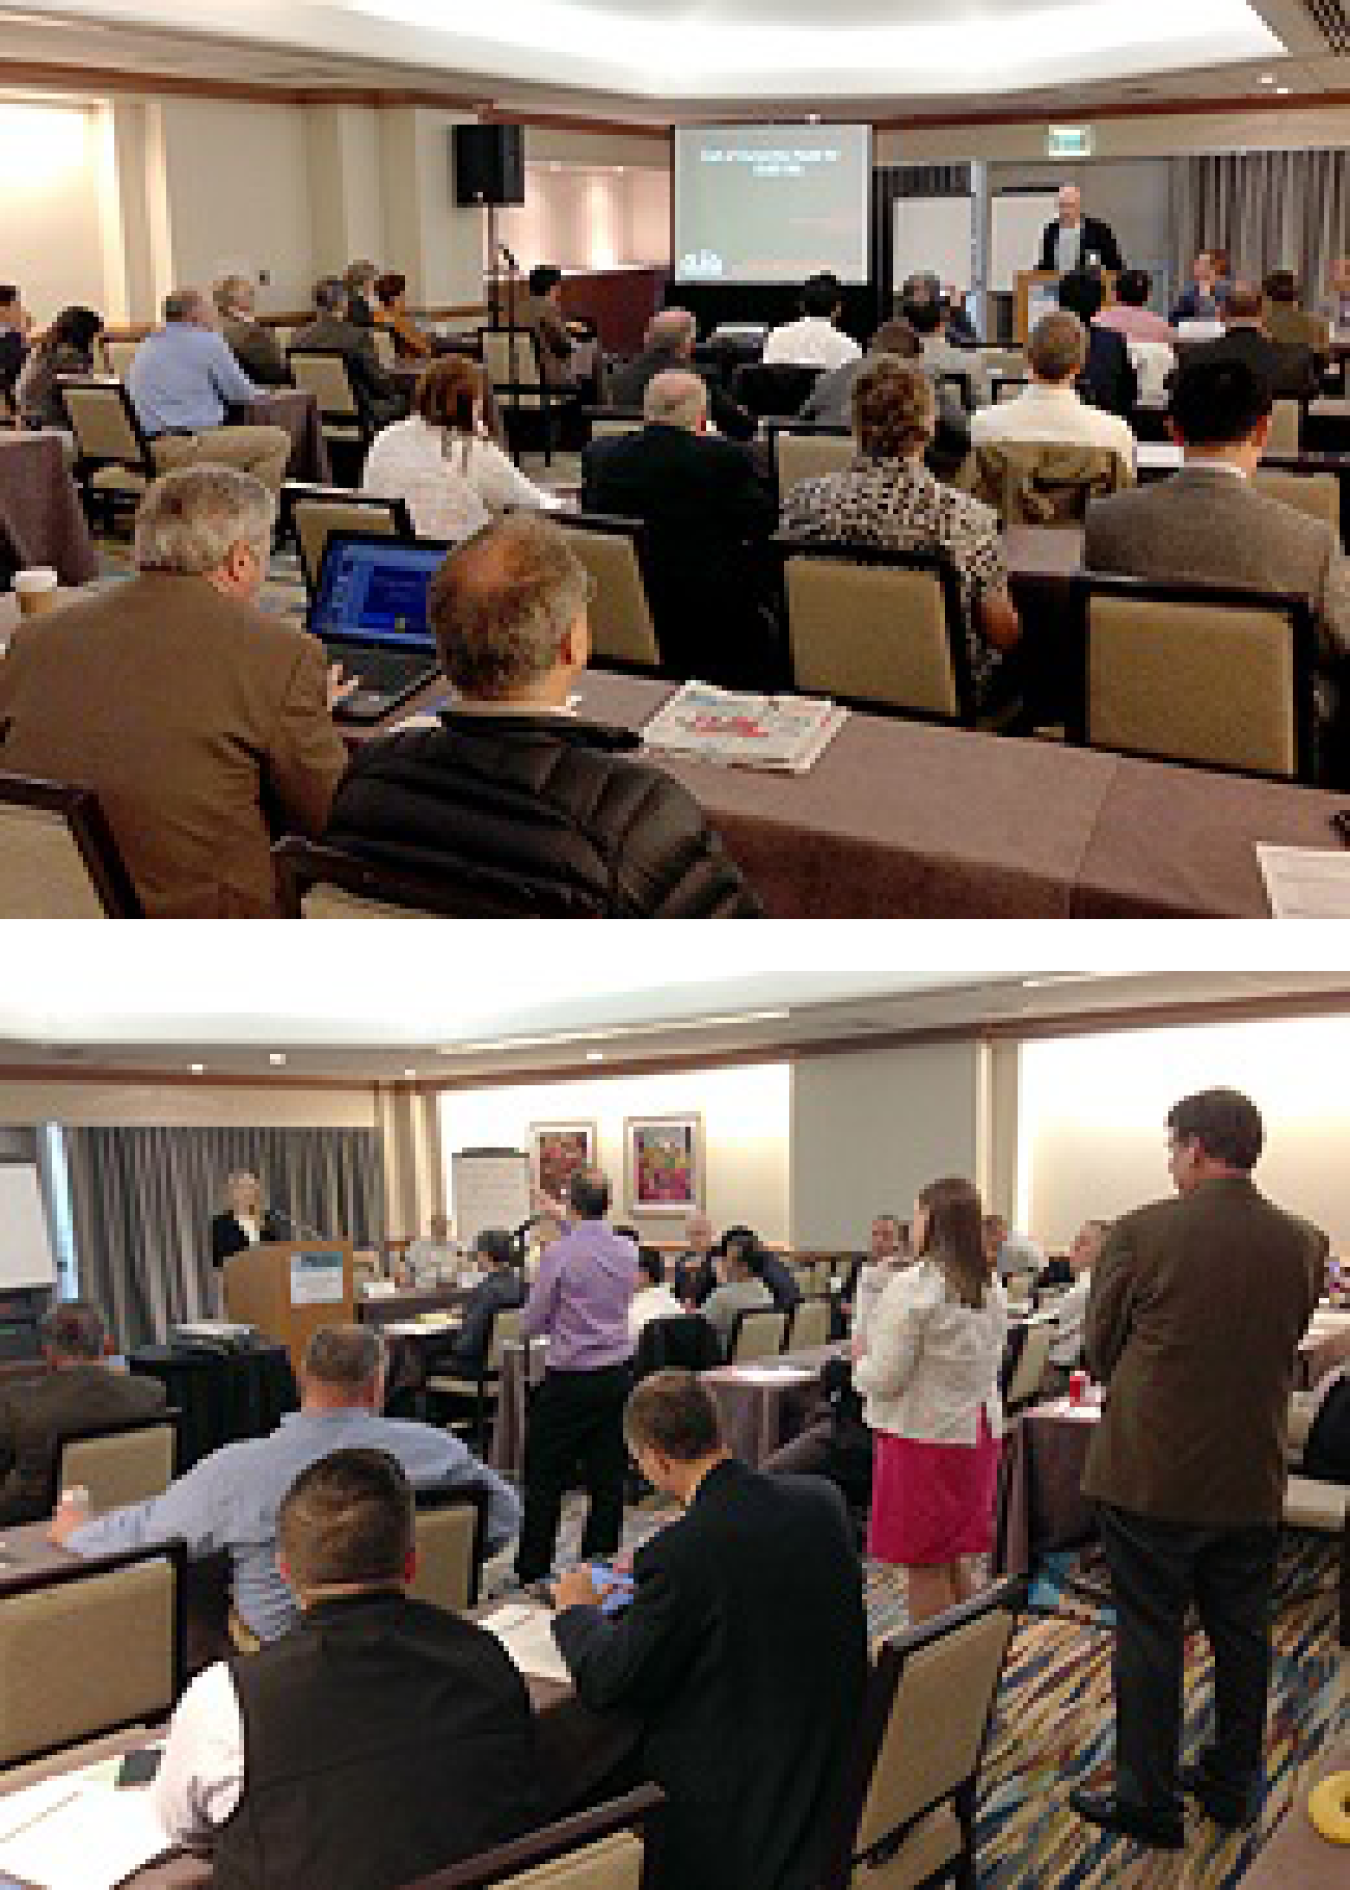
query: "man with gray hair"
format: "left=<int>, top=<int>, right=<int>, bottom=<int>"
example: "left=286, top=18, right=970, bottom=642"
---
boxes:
left=582, top=367, right=777, bottom=685
left=0, top=1302, right=166, bottom=1525
left=53, top=1322, right=520, bottom=1645
left=126, top=287, right=290, bottom=489
left=609, top=307, right=755, bottom=440
left=289, top=275, right=402, bottom=429
left=214, top=274, right=289, bottom=387
left=0, top=464, right=349, bottom=915
left=324, top=511, right=761, bottom=915
left=971, top=309, right=1136, bottom=473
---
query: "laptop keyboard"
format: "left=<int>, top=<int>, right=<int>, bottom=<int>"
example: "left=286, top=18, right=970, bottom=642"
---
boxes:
left=339, top=648, right=435, bottom=693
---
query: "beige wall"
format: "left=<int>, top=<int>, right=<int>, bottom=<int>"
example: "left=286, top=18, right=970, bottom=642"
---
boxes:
left=0, top=101, right=121, bottom=321
left=495, top=165, right=670, bottom=271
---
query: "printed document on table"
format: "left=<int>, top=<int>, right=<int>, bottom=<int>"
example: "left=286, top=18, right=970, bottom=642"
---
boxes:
left=480, top=1603, right=573, bottom=1685
left=0, top=1778, right=171, bottom=1890
left=1256, top=843, right=1350, bottom=918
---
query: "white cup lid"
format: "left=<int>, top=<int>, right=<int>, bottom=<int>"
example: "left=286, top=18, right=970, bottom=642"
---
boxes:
left=14, top=567, right=58, bottom=592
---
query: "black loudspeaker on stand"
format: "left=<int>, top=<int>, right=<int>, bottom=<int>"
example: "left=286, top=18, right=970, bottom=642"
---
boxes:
left=453, top=123, right=525, bottom=207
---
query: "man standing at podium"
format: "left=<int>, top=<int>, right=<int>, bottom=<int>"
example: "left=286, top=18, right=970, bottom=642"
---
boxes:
left=1037, top=184, right=1123, bottom=276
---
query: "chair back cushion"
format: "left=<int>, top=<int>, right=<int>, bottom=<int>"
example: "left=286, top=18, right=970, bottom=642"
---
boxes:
left=500, top=1832, right=646, bottom=1890
left=731, top=1308, right=789, bottom=1361
left=0, top=800, right=112, bottom=917
left=1088, top=592, right=1298, bottom=775
left=408, top=1500, right=480, bottom=1614
left=777, top=431, right=854, bottom=498
left=556, top=523, right=661, bottom=668
left=791, top=1299, right=833, bottom=1349
left=487, top=1308, right=523, bottom=1373
left=293, top=498, right=400, bottom=592
left=785, top=554, right=960, bottom=717
left=59, top=1423, right=175, bottom=1512
left=104, top=339, right=139, bottom=381
left=1268, top=399, right=1301, bottom=455
left=290, top=353, right=362, bottom=419
left=484, top=331, right=543, bottom=392
left=59, top=381, right=144, bottom=465
left=1003, top=1321, right=1053, bottom=1407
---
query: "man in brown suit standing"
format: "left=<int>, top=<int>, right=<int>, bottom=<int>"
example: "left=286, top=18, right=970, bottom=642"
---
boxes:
left=0, top=464, right=348, bottom=916
left=1071, top=1088, right=1325, bottom=1848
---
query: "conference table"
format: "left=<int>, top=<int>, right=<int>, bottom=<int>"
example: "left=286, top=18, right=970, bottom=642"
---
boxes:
left=235, top=387, right=330, bottom=484
left=0, top=431, right=99, bottom=585
left=701, top=1342, right=846, bottom=1467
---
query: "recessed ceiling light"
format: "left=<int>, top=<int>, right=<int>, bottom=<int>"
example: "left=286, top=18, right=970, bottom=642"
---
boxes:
left=1259, top=73, right=1275, bottom=85
left=403, top=1067, right=418, bottom=1079
left=268, top=1052, right=287, bottom=1067
left=585, top=1051, right=605, bottom=1062
left=1275, top=86, right=1291, bottom=95
left=189, top=1062, right=205, bottom=1075
left=806, top=113, right=821, bottom=124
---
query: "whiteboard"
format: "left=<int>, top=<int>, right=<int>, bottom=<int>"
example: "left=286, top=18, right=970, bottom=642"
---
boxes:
left=892, top=197, right=974, bottom=295
left=450, top=1150, right=531, bottom=1252
left=0, top=1167, right=56, bottom=1289
left=991, top=191, right=1058, bottom=293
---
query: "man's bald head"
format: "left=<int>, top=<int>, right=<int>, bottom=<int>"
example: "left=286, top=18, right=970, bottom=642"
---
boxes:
left=427, top=513, right=590, bottom=700
left=645, top=308, right=697, bottom=356
left=644, top=369, right=708, bottom=432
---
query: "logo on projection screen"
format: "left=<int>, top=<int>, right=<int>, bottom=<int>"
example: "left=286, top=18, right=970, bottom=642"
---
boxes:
left=679, top=249, right=726, bottom=280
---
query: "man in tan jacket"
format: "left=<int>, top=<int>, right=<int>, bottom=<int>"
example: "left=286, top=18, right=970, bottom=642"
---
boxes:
left=0, top=464, right=348, bottom=915
left=1071, top=1088, right=1325, bottom=1848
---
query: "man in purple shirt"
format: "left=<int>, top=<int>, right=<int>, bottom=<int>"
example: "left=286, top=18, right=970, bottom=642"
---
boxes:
left=515, top=1167, right=638, bottom=1582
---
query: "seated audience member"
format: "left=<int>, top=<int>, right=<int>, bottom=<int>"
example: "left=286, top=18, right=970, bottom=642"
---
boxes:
left=970, top=311, right=1136, bottom=479
left=581, top=368, right=779, bottom=685
left=609, top=306, right=755, bottom=441
left=1200, top=280, right=1321, bottom=402
left=343, top=259, right=380, bottom=328
left=126, top=288, right=290, bottom=489
left=849, top=1212, right=912, bottom=1331
left=780, top=355, right=1022, bottom=711
left=0, top=1302, right=166, bottom=1526
left=1327, top=255, right=1350, bottom=332
left=983, top=1213, right=1046, bottom=1281
left=432, top=1227, right=526, bottom=1374
left=1056, top=270, right=1137, bottom=417
left=53, top=1324, right=519, bottom=1643
left=1170, top=248, right=1233, bottom=324
left=702, top=1239, right=775, bottom=1355
left=799, top=316, right=971, bottom=480
left=0, top=283, right=32, bottom=403
left=213, top=275, right=290, bottom=387
left=629, top=1248, right=684, bottom=1340
left=552, top=1370, right=868, bottom=1890
left=720, top=1225, right=801, bottom=1315
left=290, top=276, right=404, bottom=431
left=1047, top=1219, right=1110, bottom=1379
left=152, top=1448, right=539, bottom=1887
left=901, top=285, right=991, bottom=407
left=323, top=513, right=762, bottom=916
left=763, top=272, right=861, bottom=371
left=673, top=1211, right=719, bottom=1307
left=362, top=355, right=554, bottom=541
left=1093, top=269, right=1174, bottom=344
left=1261, top=269, right=1329, bottom=355
left=1085, top=354, right=1350, bottom=748
left=373, top=270, right=434, bottom=358
left=897, top=272, right=979, bottom=347
left=404, top=1212, right=458, bottom=1285
left=0, top=465, right=348, bottom=917
left=14, top=304, right=105, bottom=433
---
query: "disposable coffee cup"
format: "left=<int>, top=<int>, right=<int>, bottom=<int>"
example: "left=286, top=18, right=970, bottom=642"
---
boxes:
left=14, top=568, right=59, bottom=618
left=59, top=1484, right=91, bottom=1520
left=1069, top=1370, right=1089, bottom=1407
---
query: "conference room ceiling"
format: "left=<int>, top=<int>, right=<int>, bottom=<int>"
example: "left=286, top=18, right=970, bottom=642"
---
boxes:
left=0, top=955, right=1345, bottom=1082
left=0, top=1, right=1340, bottom=120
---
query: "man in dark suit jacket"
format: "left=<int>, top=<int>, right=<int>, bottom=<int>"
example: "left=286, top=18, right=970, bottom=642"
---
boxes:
left=289, top=277, right=403, bottom=429
left=1057, top=270, right=1136, bottom=418
left=582, top=369, right=779, bottom=685
left=435, top=1228, right=526, bottom=1375
left=1197, top=281, right=1321, bottom=402
left=1037, top=185, right=1123, bottom=275
left=609, top=308, right=755, bottom=441
left=1070, top=1089, right=1324, bottom=1849
left=0, top=1303, right=166, bottom=1525
left=552, top=1370, right=868, bottom=1890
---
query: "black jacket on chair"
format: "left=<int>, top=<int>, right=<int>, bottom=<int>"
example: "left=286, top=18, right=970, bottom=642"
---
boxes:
left=324, top=711, right=762, bottom=917
left=553, top=1457, right=868, bottom=1890
left=1038, top=216, right=1123, bottom=275
left=1079, top=325, right=1138, bottom=420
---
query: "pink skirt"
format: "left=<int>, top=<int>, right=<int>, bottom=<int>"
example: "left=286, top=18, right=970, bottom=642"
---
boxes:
left=867, top=1413, right=1001, bottom=1567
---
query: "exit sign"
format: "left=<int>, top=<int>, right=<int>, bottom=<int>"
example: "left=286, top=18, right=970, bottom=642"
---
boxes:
left=1048, top=126, right=1094, bottom=159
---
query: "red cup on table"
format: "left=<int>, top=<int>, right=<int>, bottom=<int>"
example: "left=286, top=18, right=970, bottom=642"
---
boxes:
left=1069, top=1370, right=1089, bottom=1407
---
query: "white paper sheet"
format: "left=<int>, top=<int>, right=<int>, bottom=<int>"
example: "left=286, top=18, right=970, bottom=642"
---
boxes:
left=1256, top=843, right=1350, bottom=918
left=479, top=1603, right=573, bottom=1685
left=0, top=1782, right=170, bottom=1890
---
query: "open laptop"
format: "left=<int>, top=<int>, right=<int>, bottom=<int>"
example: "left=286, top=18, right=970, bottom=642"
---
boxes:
left=307, top=531, right=450, bottom=724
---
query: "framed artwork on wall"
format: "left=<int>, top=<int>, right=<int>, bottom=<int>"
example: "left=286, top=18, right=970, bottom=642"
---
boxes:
left=530, top=1123, right=597, bottom=1204
left=625, top=1114, right=703, bottom=1215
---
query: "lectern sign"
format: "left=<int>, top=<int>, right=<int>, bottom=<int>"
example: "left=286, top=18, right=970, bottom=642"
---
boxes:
left=290, top=1250, right=346, bottom=1307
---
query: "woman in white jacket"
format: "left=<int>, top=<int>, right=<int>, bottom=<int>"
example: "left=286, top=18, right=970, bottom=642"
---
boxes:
left=362, top=354, right=557, bottom=541
left=853, top=1175, right=1007, bottom=1624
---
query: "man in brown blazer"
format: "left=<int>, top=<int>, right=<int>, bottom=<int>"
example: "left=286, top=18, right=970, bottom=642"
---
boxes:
left=0, top=1302, right=166, bottom=1525
left=1071, top=1088, right=1324, bottom=1849
left=0, top=464, right=348, bottom=916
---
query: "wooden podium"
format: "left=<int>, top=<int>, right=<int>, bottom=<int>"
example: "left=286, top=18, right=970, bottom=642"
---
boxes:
left=224, top=1240, right=355, bottom=1375
left=1014, top=269, right=1116, bottom=344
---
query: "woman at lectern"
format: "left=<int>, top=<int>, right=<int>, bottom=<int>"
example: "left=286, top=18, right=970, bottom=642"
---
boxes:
left=211, top=1171, right=285, bottom=1271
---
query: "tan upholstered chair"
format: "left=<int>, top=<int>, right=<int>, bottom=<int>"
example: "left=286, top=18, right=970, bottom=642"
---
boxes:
left=584, top=408, right=644, bottom=442
left=978, top=348, right=1027, bottom=378
left=0, top=774, right=142, bottom=918
left=990, top=375, right=1028, bottom=405
left=788, top=1298, right=833, bottom=1350
left=480, top=328, right=573, bottom=466
left=408, top=1487, right=487, bottom=1615
left=774, top=427, right=855, bottom=503
left=728, top=1306, right=790, bottom=1362
left=780, top=540, right=974, bottom=724
left=973, top=440, right=1131, bottom=526
left=1002, top=1321, right=1054, bottom=1415
left=1252, top=469, right=1341, bottom=533
left=1268, top=399, right=1303, bottom=456
left=284, top=482, right=413, bottom=593
left=55, top=375, right=156, bottom=529
left=273, top=838, right=481, bottom=919
left=426, top=1307, right=524, bottom=1450
left=0, top=1544, right=185, bottom=1766
left=55, top=1418, right=177, bottom=1514
left=817, top=1578, right=1025, bottom=1890
left=1069, top=573, right=1317, bottom=782
left=102, top=338, right=139, bottom=381
left=288, top=351, right=371, bottom=449
left=402, top=1785, right=664, bottom=1889
left=555, top=514, right=662, bottom=670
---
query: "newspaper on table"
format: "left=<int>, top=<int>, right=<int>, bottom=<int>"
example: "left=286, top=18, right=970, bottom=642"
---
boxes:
left=642, top=681, right=848, bottom=775
left=1255, top=843, right=1350, bottom=919
left=0, top=1767, right=171, bottom=1890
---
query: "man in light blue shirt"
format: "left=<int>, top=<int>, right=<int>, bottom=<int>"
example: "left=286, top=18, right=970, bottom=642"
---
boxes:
left=126, top=288, right=291, bottom=491
left=50, top=1324, right=519, bottom=1642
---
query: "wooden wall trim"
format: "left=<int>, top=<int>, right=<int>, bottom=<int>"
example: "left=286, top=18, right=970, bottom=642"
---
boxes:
left=873, top=90, right=1350, bottom=133
left=0, top=1064, right=377, bottom=1094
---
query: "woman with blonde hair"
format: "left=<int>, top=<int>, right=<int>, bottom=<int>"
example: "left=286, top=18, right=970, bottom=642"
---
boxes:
left=853, top=1175, right=1007, bottom=1623
left=361, top=354, right=556, bottom=541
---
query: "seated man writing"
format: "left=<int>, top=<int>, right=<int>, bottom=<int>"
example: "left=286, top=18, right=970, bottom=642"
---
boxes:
left=152, top=1447, right=540, bottom=1887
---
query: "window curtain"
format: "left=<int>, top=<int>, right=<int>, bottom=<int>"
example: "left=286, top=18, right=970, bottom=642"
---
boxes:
left=1172, top=150, right=1350, bottom=309
left=62, top=1126, right=385, bottom=1348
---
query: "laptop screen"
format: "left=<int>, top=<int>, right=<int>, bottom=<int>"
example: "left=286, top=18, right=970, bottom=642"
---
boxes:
left=308, top=535, right=449, bottom=651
